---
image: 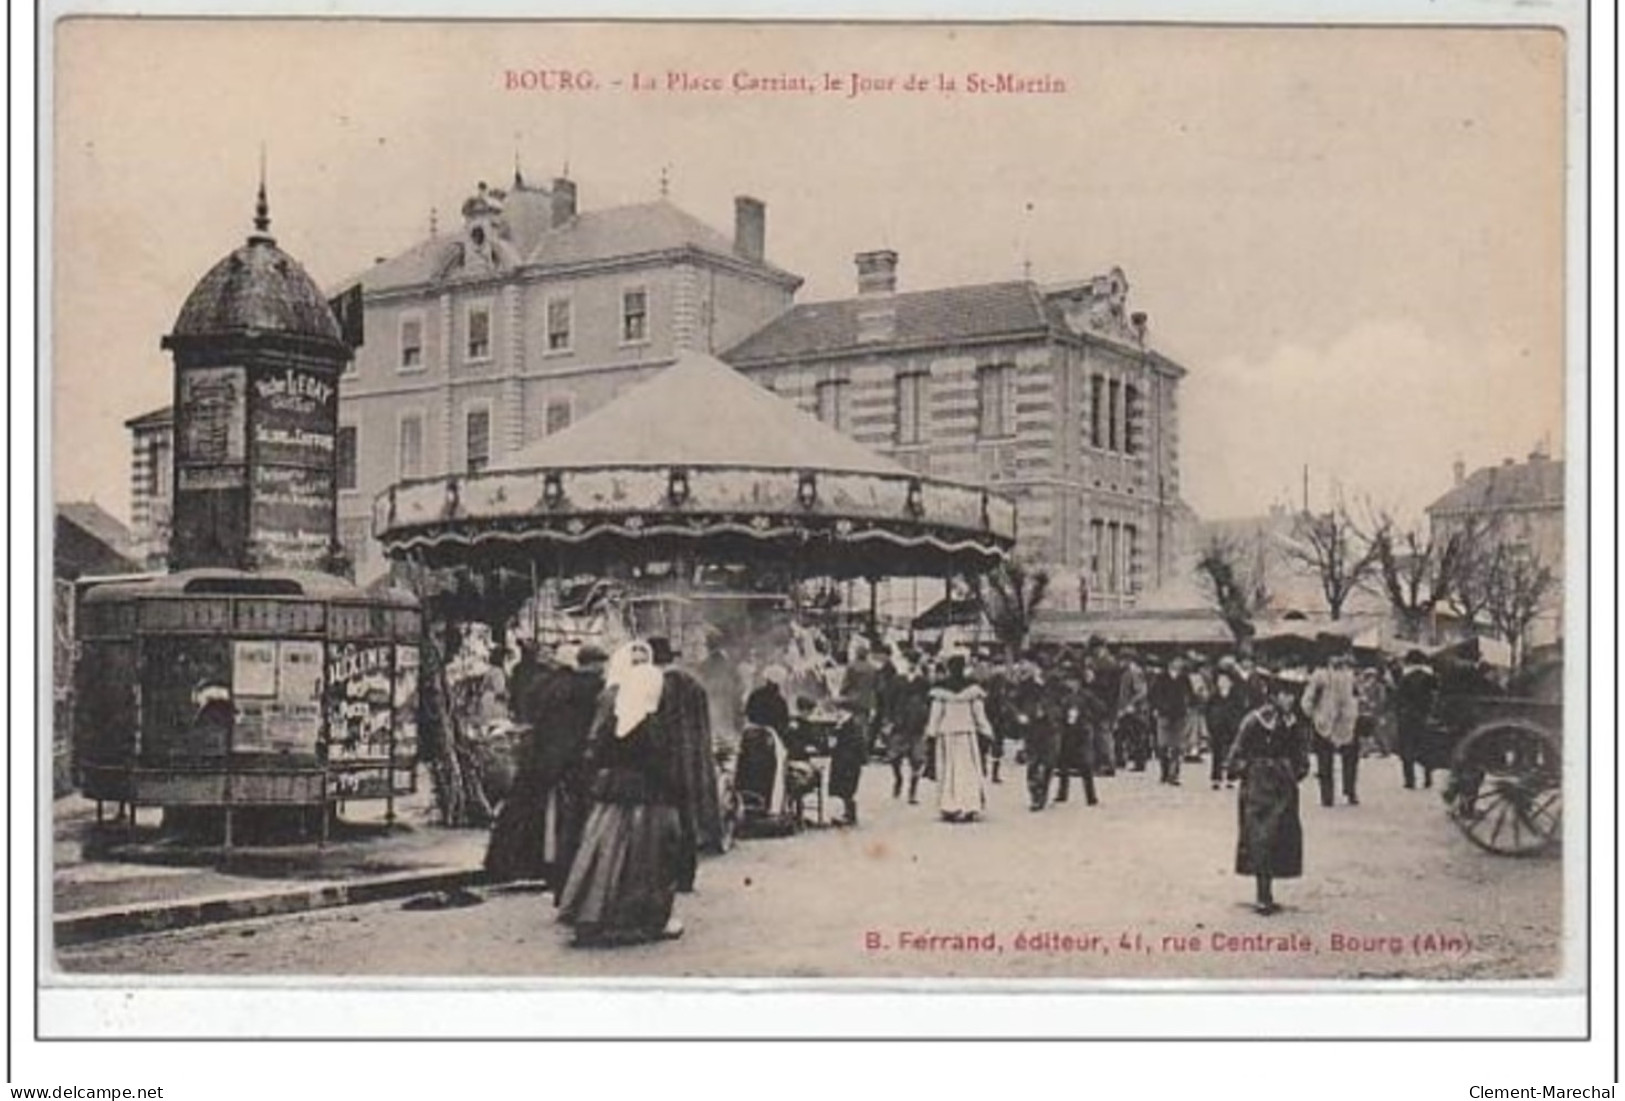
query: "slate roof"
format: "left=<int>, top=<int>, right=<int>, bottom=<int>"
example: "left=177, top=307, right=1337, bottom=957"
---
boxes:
left=55, top=502, right=138, bottom=579
left=498, top=351, right=910, bottom=476
left=353, top=199, right=800, bottom=295
left=124, top=404, right=173, bottom=430
left=722, top=281, right=1053, bottom=363
left=1426, top=457, right=1565, bottom=515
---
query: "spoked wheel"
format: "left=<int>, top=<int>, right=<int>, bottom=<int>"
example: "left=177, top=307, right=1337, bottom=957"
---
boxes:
left=1448, top=720, right=1561, bottom=856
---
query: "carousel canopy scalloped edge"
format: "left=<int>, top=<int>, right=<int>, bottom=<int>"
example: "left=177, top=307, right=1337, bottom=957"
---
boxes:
left=373, top=464, right=1018, bottom=560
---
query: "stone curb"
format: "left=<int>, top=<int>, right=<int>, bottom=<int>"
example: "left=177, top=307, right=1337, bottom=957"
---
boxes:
left=54, top=866, right=486, bottom=948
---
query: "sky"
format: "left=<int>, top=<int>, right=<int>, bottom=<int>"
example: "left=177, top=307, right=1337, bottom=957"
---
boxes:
left=51, top=19, right=1568, bottom=528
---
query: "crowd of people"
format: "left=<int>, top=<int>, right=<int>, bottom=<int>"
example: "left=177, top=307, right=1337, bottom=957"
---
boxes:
left=476, top=623, right=1510, bottom=942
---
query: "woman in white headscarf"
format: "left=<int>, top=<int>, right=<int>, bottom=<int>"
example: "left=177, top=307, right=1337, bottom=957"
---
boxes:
left=556, top=640, right=686, bottom=946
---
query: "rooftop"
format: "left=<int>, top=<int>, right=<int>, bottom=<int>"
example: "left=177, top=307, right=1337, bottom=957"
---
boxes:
left=723, top=281, right=1053, bottom=363
left=1427, top=454, right=1565, bottom=515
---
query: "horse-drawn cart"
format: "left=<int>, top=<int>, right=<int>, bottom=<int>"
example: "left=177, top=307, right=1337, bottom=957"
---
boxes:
left=1426, top=694, right=1563, bottom=856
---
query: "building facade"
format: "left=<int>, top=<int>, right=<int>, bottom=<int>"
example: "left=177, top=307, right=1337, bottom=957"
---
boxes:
left=328, top=174, right=802, bottom=580
left=1426, top=448, right=1565, bottom=648
left=722, top=253, right=1188, bottom=611
left=124, top=176, right=1193, bottom=607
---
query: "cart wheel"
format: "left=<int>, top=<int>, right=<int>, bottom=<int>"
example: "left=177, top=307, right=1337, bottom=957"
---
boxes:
left=1449, top=720, right=1561, bottom=856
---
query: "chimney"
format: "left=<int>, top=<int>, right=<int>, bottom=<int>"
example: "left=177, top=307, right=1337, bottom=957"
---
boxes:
left=550, top=177, right=577, bottom=229
left=855, top=249, right=899, bottom=296
left=1452, top=458, right=1466, bottom=485
left=854, top=250, right=899, bottom=344
left=734, top=196, right=765, bottom=262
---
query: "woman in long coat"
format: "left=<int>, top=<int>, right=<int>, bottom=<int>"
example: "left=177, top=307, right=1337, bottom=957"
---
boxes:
left=1224, top=673, right=1311, bottom=915
left=557, top=642, right=686, bottom=946
left=924, top=655, right=992, bottom=822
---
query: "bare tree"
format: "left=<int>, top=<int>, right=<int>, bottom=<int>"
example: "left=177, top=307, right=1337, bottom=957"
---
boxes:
left=1442, top=513, right=1500, bottom=635
left=1195, top=535, right=1269, bottom=643
left=1481, top=543, right=1557, bottom=671
left=1366, top=513, right=1467, bottom=643
left=971, top=559, right=1052, bottom=658
left=1283, top=504, right=1379, bottom=620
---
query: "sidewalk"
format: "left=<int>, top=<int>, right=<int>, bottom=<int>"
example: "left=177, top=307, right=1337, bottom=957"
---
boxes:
left=53, top=781, right=489, bottom=947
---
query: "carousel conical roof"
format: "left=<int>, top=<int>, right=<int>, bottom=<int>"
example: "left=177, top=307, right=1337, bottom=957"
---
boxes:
left=500, top=351, right=911, bottom=475
left=374, top=350, right=1017, bottom=577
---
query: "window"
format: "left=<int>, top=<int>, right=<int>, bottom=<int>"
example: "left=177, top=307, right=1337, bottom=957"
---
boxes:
left=545, top=396, right=573, bottom=436
left=465, top=302, right=492, bottom=362
left=149, top=438, right=172, bottom=500
left=815, top=379, right=848, bottom=430
left=1089, top=374, right=1105, bottom=448
left=977, top=363, right=1014, bottom=439
left=465, top=408, right=491, bottom=473
left=1107, top=379, right=1121, bottom=452
left=1107, top=521, right=1121, bottom=593
left=1089, top=519, right=1105, bottom=590
left=1125, top=524, right=1140, bottom=593
left=335, top=426, right=358, bottom=490
left=399, top=312, right=425, bottom=371
left=545, top=297, right=572, bottom=353
left=621, top=287, right=649, bottom=345
left=398, top=414, right=424, bottom=480
left=1124, top=384, right=1141, bottom=455
left=895, top=371, right=928, bottom=445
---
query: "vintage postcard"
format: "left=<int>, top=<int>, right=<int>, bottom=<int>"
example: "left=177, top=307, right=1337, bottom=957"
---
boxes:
left=37, top=6, right=1596, bottom=1051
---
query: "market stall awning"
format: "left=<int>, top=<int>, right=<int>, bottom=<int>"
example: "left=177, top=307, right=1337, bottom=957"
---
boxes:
left=374, top=352, right=1017, bottom=578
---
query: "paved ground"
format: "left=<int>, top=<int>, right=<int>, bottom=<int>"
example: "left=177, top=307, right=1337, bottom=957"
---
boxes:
left=55, top=757, right=1562, bottom=980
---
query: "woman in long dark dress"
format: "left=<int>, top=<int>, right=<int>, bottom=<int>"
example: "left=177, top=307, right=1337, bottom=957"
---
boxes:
left=557, top=642, right=685, bottom=946
left=1224, top=672, right=1311, bottom=915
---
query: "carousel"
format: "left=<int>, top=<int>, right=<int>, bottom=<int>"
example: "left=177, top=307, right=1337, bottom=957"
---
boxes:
left=373, top=351, right=1018, bottom=841
left=374, top=351, right=1017, bottom=646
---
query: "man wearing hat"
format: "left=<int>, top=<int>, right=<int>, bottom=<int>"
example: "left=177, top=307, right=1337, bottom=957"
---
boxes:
left=1302, top=648, right=1361, bottom=806
left=1394, top=649, right=1440, bottom=789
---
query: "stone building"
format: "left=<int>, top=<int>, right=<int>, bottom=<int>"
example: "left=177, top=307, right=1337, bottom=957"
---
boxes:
left=1426, top=447, right=1565, bottom=647
left=123, top=176, right=1193, bottom=605
left=722, top=253, right=1189, bottom=610
left=328, top=174, right=802, bottom=580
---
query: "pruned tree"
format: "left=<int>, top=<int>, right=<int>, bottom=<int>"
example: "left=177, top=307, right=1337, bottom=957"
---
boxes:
left=1283, top=504, right=1379, bottom=620
left=1366, top=513, right=1467, bottom=642
left=1442, top=513, right=1500, bottom=635
left=1195, top=535, right=1269, bottom=643
left=971, top=559, right=1052, bottom=658
left=1481, top=543, right=1557, bottom=671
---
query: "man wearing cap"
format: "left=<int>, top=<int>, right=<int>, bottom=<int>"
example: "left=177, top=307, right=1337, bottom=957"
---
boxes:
left=1301, top=650, right=1361, bottom=806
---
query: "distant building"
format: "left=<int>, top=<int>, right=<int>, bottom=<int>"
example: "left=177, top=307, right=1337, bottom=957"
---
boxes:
left=55, top=501, right=138, bottom=580
left=124, top=405, right=173, bottom=568
left=724, top=255, right=1189, bottom=610
left=1426, top=448, right=1565, bottom=647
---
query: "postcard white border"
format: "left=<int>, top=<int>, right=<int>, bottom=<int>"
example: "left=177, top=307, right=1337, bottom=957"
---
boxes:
left=12, top=0, right=1616, bottom=1091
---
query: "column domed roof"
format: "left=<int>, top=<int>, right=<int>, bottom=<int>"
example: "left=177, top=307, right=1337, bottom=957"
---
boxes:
left=169, top=184, right=343, bottom=344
